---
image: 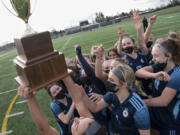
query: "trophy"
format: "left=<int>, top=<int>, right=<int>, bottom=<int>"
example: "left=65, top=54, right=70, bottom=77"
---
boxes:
left=2, top=0, right=72, bottom=91
left=1, top=0, right=36, bottom=35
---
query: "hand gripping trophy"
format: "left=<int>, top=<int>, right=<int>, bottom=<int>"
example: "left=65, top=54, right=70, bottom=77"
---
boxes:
left=2, top=0, right=72, bottom=91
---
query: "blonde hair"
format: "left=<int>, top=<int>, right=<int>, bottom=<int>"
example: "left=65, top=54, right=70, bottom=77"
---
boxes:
left=112, top=63, right=149, bottom=98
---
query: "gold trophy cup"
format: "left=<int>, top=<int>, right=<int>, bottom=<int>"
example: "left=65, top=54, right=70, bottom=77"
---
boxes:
left=1, top=0, right=36, bottom=35
left=2, top=0, right=72, bottom=91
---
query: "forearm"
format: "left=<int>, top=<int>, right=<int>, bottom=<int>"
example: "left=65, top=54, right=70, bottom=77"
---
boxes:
left=144, top=23, right=153, bottom=44
left=117, top=38, right=124, bottom=56
left=95, top=57, right=108, bottom=80
left=135, top=68, right=154, bottom=79
left=144, top=97, right=168, bottom=107
left=76, top=47, right=94, bottom=76
left=27, top=97, right=50, bottom=133
left=76, top=46, right=106, bottom=90
left=139, top=129, right=150, bottom=135
left=63, top=104, right=75, bottom=124
left=137, top=28, right=148, bottom=55
left=144, top=88, right=177, bottom=107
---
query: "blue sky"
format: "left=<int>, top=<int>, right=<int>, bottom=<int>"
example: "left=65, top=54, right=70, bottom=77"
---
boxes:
left=0, top=0, right=169, bottom=44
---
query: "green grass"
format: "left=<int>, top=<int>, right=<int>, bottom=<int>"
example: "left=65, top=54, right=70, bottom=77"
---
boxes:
left=0, top=6, right=180, bottom=135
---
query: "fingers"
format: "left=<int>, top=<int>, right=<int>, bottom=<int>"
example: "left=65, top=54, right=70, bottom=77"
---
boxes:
left=89, top=93, right=102, bottom=103
left=89, top=94, right=98, bottom=102
left=18, top=85, right=33, bottom=99
left=156, top=72, right=171, bottom=81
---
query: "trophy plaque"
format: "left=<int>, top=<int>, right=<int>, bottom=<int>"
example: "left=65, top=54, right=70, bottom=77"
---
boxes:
left=13, top=31, right=72, bottom=91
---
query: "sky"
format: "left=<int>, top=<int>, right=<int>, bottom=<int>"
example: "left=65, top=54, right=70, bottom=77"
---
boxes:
left=0, top=0, right=169, bottom=45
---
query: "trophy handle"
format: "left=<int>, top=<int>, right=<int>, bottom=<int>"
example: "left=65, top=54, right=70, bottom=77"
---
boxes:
left=1, top=0, right=17, bottom=17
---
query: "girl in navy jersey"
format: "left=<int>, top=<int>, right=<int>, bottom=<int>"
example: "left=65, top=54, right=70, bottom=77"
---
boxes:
left=136, top=35, right=180, bottom=135
left=84, top=63, right=151, bottom=135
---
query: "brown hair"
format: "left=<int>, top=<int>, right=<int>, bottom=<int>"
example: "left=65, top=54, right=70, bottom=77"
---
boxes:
left=108, top=48, right=119, bottom=57
left=161, top=37, right=180, bottom=65
left=122, top=35, right=135, bottom=44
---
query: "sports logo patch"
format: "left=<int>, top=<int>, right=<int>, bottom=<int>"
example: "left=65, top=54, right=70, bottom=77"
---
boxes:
left=123, top=108, right=129, bottom=118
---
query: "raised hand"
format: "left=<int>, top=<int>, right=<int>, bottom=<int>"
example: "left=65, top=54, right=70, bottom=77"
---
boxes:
left=74, top=44, right=80, bottom=51
left=133, top=9, right=142, bottom=30
left=150, top=15, right=157, bottom=25
left=94, top=45, right=105, bottom=59
left=118, top=27, right=124, bottom=38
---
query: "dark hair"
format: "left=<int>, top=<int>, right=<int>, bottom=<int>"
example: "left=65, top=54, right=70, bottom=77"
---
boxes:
left=161, top=38, right=180, bottom=65
left=108, top=48, right=119, bottom=57
left=45, top=81, right=67, bottom=99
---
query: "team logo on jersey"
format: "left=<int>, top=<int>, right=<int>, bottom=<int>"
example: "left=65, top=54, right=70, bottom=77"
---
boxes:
left=123, top=108, right=129, bottom=118
left=141, top=58, right=144, bottom=63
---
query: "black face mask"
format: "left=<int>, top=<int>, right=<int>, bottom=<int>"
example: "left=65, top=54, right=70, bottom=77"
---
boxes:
left=104, top=69, right=110, bottom=74
left=122, top=47, right=134, bottom=54
left=104, top=81, right=119, bottom=93
left=146, top=41, right=153, bottom=48
left=156, top=60, right=168, bottom=71
left=55, top=90, right=66, bottom=99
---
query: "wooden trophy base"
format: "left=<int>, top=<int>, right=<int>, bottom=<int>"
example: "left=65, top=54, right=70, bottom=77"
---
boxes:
left=13, top=31, right=72, bottom=91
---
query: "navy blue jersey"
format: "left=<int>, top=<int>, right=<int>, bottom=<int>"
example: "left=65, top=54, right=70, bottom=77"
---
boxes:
left=51, top=94, right=73, bottom=135
left=124, top=53, right=152, bottom=95
left=146, top=50, right=153, bottom=65
left=104, top=92, right=150, bottom=135
left=123, top=53, right=149, bottom=72
left=150, top=64, right=180, bottom=131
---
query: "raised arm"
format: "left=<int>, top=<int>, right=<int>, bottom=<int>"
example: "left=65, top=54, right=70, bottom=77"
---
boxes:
left=144, top=15, right=157, bottom=44
left=18, top=86, right=60, bottom=135
left=133, top=10, right=148, bottom=55
left=74, top=45, right=106, bottom=92
left=95, top=45, right=108, bottom=80
left=117, top=27, right=125, bottom=56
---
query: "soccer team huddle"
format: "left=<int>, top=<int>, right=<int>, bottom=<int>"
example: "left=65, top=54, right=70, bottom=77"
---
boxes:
left=18, top=10, right=180, bottom=135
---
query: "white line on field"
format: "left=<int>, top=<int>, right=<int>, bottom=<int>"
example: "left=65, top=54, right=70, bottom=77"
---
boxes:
left=6, top=112, right=24, bottom=118
left=16, top=100, right=27, bottom=104
left=0, top=89, right=17, bottom=95
left=0, top=130, right=13, bottom=135
left=166, top=16, right=174, bottom=18
left=0, top=72, right=16, bottom=79
left=61, top=37, right=73, bottom=51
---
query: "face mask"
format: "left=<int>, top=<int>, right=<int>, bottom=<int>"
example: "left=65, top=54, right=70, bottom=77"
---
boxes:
left=104, top=81, right=119, bottom=93
left=156, top=60, right=168, bottom=71
left=55, top=89, right=66, bottom=99
left=146, top=41, right=153, bottom=48
left=122, top=47, right=134, bottom=54
left=104, top=69, right=110, bottom=74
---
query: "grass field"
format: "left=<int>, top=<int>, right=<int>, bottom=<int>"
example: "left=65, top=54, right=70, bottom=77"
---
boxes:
left=0, top=6, right=180, bottom=135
